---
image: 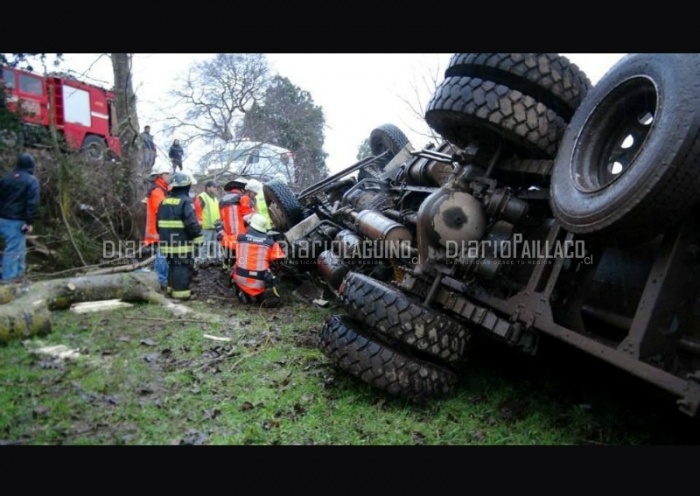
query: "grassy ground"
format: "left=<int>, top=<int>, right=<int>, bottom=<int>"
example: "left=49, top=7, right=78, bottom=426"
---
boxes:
left=1, top=272, right=698, bottom=445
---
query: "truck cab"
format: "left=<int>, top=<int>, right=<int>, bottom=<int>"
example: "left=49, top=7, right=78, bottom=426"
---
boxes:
left=1, top=65, right=121, bottom=162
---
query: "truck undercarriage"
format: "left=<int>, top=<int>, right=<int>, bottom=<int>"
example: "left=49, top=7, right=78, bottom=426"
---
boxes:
left=262, top=53, right=700, bottom=417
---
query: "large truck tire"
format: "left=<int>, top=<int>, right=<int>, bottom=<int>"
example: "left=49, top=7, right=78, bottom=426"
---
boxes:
left=339, top=272, right=471, bottom=367
left=445, top=53, right=592, bottom=121
left=263, top=179, right=303, bottom=231
left=81, top=135, right=107, bottom=164
left=318, top=314, right=458, bottom=403
left=425, top=76, right=567, bottom=159
left=369, top=123, right=409, bottom=158
left=359, top=124, right=410, bottom=181
left=550, top=54, right=700, bottom=244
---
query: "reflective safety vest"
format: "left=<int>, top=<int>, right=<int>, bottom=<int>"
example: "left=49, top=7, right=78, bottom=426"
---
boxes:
left=144, top=177, right=169, bottom=246
left=196, top=191, right=220, bottom=230
left=219, top=190, right=253, bottom=251
left=254, top=191, right=273, bottom=231
left=157, top=194, right=204, bottom=255
left=233, top=228, right=286, bottom=297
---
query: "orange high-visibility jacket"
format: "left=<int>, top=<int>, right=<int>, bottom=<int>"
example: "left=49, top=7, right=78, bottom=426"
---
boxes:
left=233, top=228, right=286, bottom=297
left=219, top=189, right=254, bottom=251
left=144, top=177, right=169, bottom=246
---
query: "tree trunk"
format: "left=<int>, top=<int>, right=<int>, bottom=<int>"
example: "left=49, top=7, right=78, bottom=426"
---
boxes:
left=111, top=53, right=147, bottom=240
left=111, top=53, right=140, bottom=161
left=0, top=272, right=160, bottom=344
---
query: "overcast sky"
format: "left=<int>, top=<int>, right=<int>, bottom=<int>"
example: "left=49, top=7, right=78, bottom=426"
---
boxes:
left=40, top=53, right=626, bottom=174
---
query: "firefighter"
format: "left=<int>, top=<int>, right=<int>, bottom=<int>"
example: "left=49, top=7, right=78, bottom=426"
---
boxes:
left=215, top=177, right=254, bottom=271
left=244, top=178, right=272, bottom=231
left=157, top=173, right=203, bottom=300
left=144, top=161, right=172, bottom=290
left=194, top=180, right=221, bottom=266
left=232, top=212, right=286, bottom=306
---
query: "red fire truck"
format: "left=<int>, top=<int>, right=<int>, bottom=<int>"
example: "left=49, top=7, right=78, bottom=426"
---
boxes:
left=1, top=65, right=122, bottom=162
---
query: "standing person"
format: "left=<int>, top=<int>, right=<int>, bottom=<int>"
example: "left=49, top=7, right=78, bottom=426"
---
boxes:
left=194, top=180, right=221, bottom=266
left=0, top=152, right=40, bottom=283
left=168, top=139, right=184, bottom=173
left=216, top=177, right=254, bottom=270
left=232, top=213, right=286, bottom=306
left=244, top=178, right=272, bottom=231
left=140, top=125, right=157, bottom=170
left=157, top=173, right=203, bottom=300
left=144, top=161, right=172, bottom=290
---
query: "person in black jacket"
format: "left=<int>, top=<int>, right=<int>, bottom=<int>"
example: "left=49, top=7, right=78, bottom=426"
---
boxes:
left=156, top=172, right=203, bottom=300
left=0, top=152, right=40, bottom=282
left=168, top=139, right=184, bottom=173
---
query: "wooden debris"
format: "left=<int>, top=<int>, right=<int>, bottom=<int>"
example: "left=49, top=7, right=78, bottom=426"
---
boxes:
left=27, top=343, right=82, bottom=360
left=203, top=334, right=232, bottom=342
left=70, top=299, right=135, bottom=314
left=0, top=272, right=160, bottom=344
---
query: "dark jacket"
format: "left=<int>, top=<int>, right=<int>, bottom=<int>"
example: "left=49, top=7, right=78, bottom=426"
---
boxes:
left=141, top=131, right=156, bottom=152
left=169, top=143, right=184, bottom=161
left=156, top=186, right=203, bottom=255
left=0, top=153, right=40, bottom=225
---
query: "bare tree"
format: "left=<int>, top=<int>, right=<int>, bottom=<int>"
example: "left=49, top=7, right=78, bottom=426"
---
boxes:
left=397, top=58, right=446, bottom=146
left=109, top=53, right=148, bottom=240
left=164, top=53, right=271, bottom=172
left=111, top=53, right=140, bottom=161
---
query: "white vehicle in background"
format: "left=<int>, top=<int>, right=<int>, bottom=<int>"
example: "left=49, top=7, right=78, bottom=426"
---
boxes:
left=204, top=139, right=295, bottom=184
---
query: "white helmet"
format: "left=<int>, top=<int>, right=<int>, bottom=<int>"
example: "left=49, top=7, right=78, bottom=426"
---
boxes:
left=246, top=178, right=263, bottom=193
left=248, top=213, right=269, bottom=233
left=149, top=161, right=171, bottom=176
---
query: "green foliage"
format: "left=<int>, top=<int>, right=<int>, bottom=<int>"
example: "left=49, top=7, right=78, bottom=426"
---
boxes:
left=0, top=146, right=146, bottom=274
left=242, top=76, right=329, bottom=188
left=0, top=296, right=696, bottom=445
left=1, top=53, right=63, bottom=72
left=0, top=85, right=23, bottom=154
left=356, top=138, right=372, bottom=161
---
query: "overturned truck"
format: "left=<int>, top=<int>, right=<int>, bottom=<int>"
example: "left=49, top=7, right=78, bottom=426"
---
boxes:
left=263, top=53, right=700, bottom=417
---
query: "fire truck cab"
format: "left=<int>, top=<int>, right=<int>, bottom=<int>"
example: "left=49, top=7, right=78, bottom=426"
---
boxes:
left=1, top=65, right=122, bottom=162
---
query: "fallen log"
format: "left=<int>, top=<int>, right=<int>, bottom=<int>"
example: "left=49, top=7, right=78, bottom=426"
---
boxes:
left=83, top=256, right=154, bottom=276
left=0, top=272, right=160, bottom=344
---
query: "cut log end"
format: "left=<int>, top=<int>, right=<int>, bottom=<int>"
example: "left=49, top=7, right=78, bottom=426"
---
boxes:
left=0, top=271, right=160, bottom=344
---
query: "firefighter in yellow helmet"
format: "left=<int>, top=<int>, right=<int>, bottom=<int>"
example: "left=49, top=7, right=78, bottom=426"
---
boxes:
left=232, top=212, right=286, bottom=306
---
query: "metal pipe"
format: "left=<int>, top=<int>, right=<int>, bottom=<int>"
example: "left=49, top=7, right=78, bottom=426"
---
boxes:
left=382, top=209, right=401, bottom=221
left=424, top=272, right=443, bottom=306
left=484, top=143, right=502, bottom=178
left=679, top=336, right=700, bottom=355
left=581, top=304, right=632, bottom=331
left=298, top=151, right=389, bottom=201
left=410, top=149, right=454, bottom=163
